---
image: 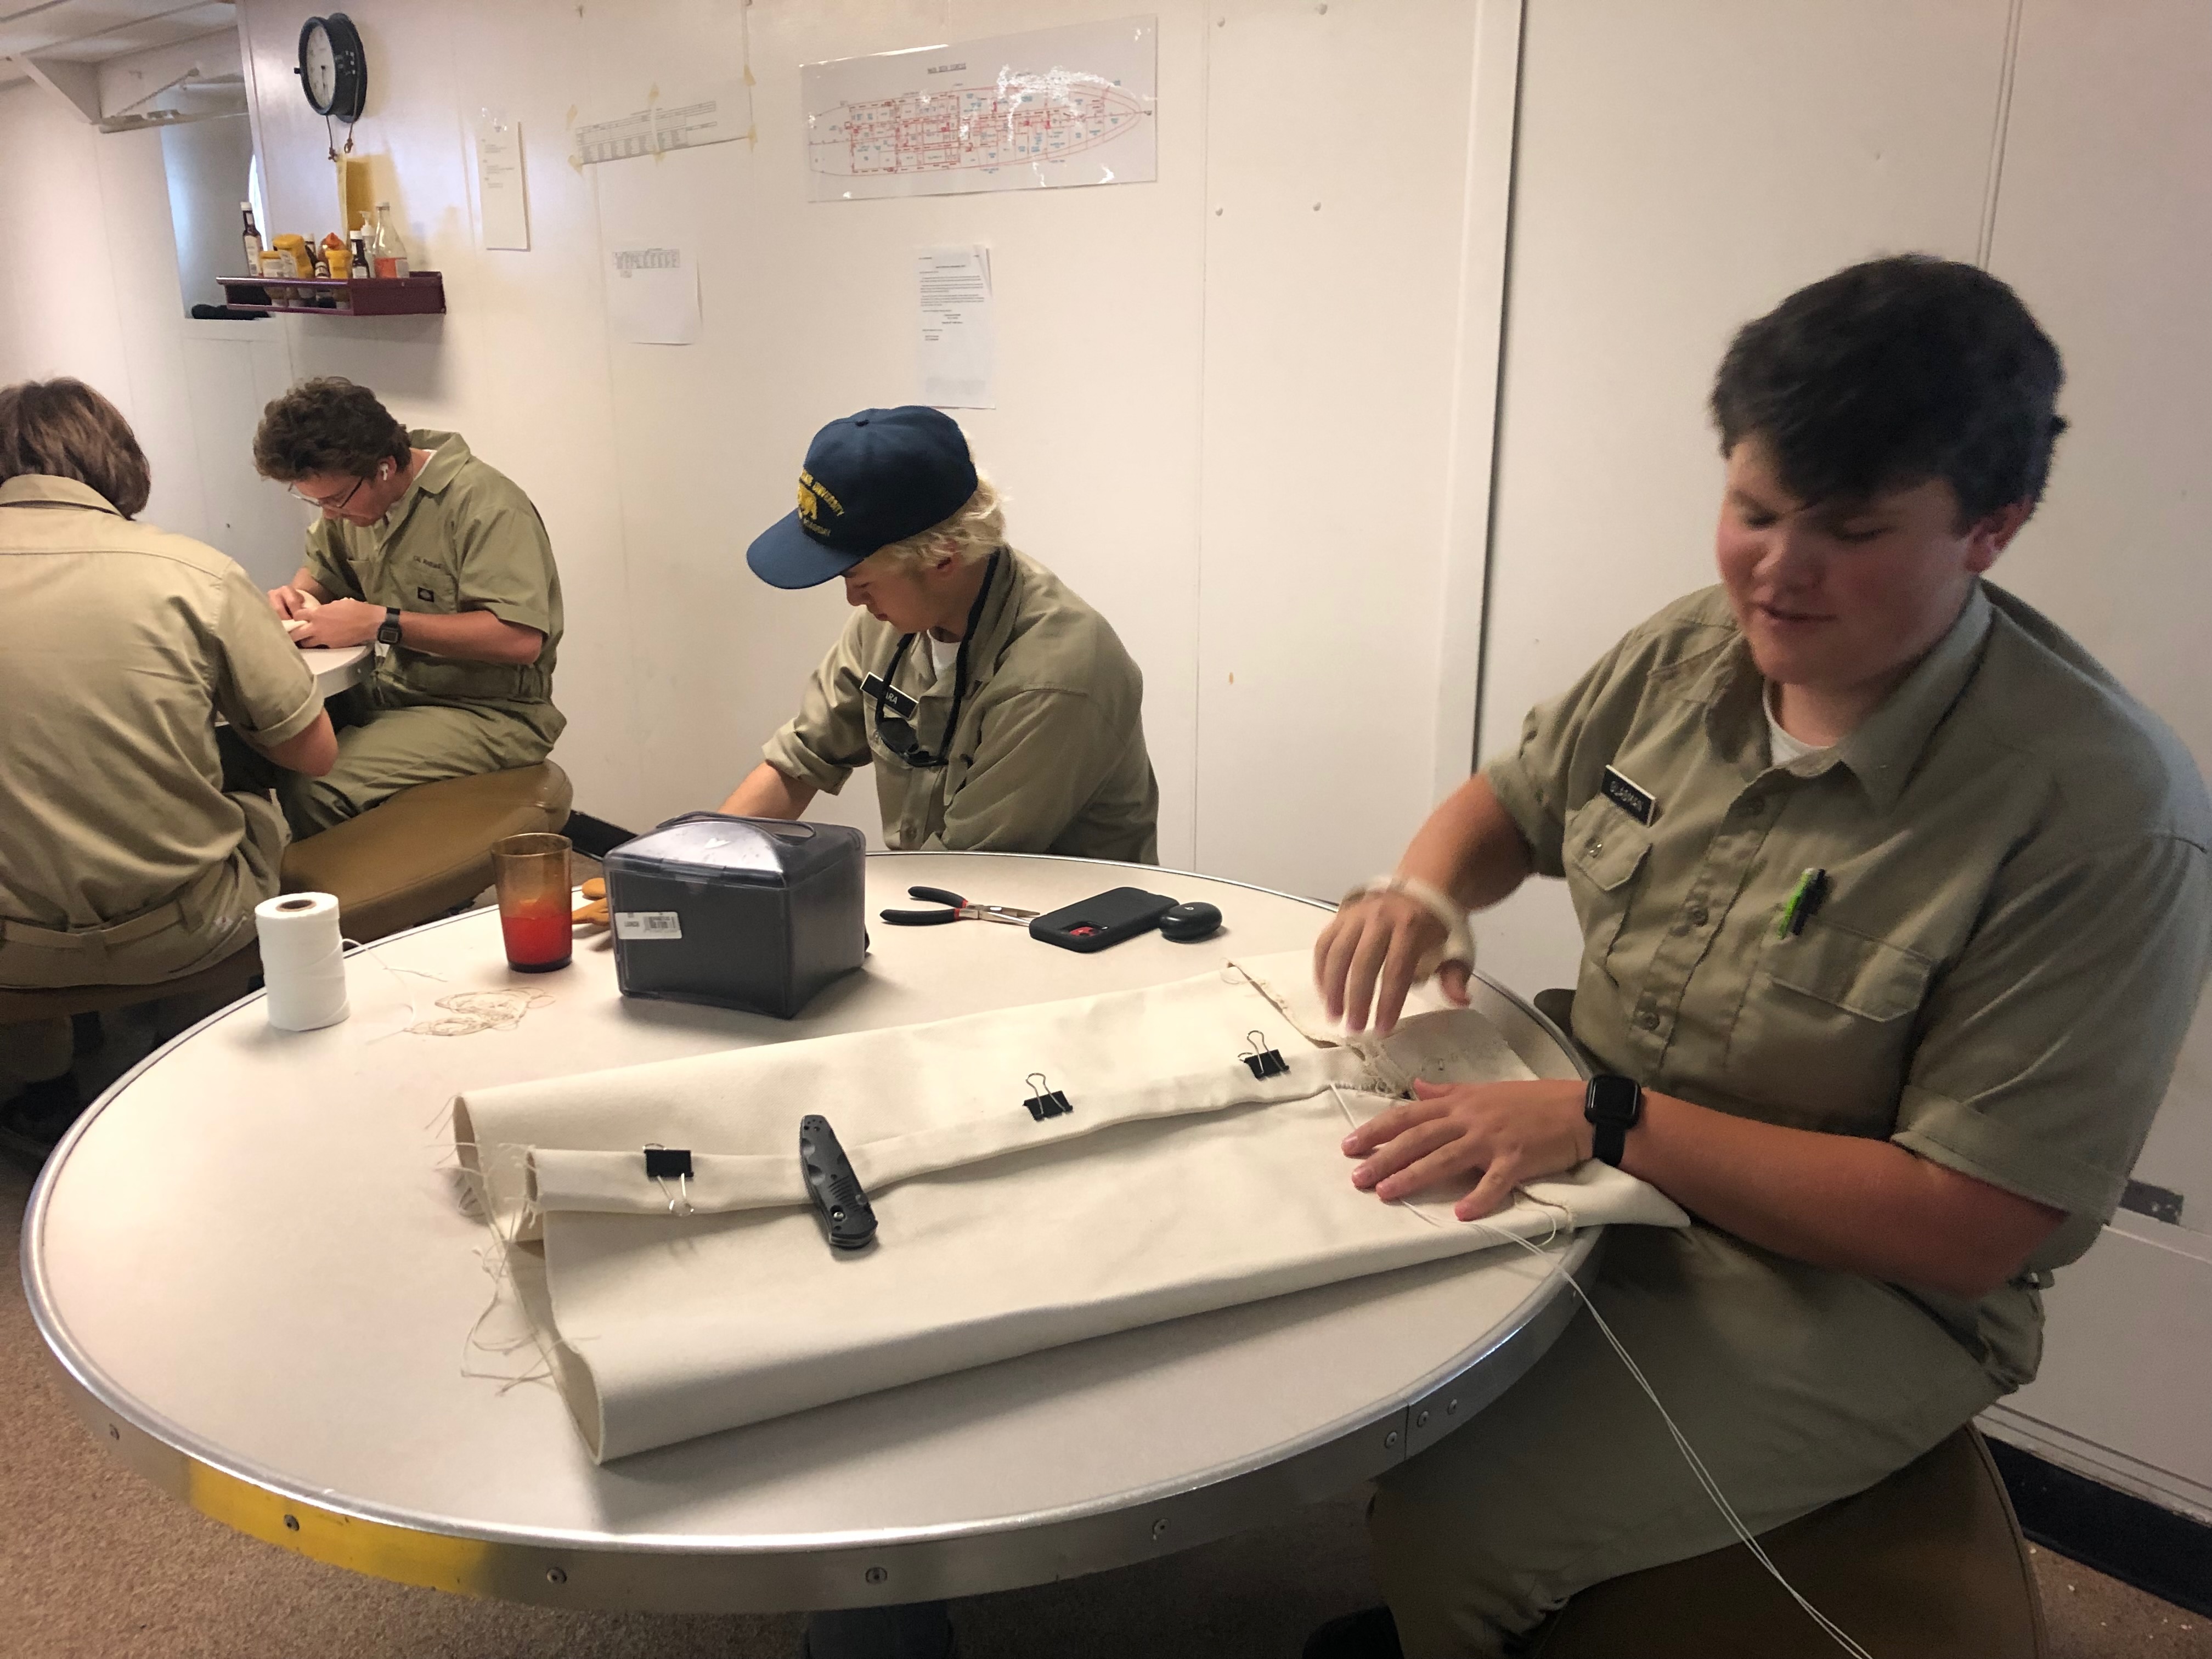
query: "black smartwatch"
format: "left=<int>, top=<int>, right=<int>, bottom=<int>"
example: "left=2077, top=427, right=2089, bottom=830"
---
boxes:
left=1584, top=1073, right=1644, bottom=1167
left=375, top=605, right=403, bottom=651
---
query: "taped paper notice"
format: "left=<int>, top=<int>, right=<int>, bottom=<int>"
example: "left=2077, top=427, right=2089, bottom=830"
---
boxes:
left=476, top=115, right=529, bottom=250
left=573, top=80, right=751, bottom=167
left=918, top=246, right=996, bottom=409
left=606, top=246, right=699, bottom=346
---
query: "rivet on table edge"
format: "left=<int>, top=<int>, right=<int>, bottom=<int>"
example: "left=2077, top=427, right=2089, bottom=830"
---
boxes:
left=1152, top=1517, right=1170, bottom=1539
left=865, top=1566, right=889, bottom=1585
left=547, top=1567, right=567, bottom=1584
left=1384, top=1429, right=1401, bottom=1448
left=283, top=1514, right=300, bottom=1531
left=1447, top=1398, right=1460, bottom=1414
left=1415, top=1409, right=1430, bottom=1428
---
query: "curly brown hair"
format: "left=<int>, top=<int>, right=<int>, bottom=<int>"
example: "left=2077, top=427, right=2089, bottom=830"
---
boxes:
left=0, top=379, right=152, bottom=518
left=252, top=377, right=412, bottom=482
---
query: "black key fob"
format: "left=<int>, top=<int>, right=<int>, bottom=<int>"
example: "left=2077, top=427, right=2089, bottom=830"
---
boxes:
left=800, top=1114, right=877, bottom=1251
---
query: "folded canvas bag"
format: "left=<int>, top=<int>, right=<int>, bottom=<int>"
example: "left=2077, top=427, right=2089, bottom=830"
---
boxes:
left=454, top=951, right=1686, bottom=1460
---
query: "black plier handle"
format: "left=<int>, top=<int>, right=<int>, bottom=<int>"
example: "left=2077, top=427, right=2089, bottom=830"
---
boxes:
left=879, top=885, right=1040, bottom=926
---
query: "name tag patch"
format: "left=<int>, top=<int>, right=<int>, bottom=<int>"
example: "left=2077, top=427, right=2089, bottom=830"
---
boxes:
left=860, top=673, right=919, bottom=720
left=416, top=586, right=436, bottom=603
left=1600, top=765, right=1657, bottom=825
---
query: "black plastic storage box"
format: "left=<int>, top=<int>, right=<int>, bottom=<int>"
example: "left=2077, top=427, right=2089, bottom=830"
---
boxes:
left=603, top=814, right=866, bottom=1018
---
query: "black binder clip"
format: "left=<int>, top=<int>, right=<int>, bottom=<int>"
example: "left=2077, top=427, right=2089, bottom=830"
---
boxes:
left=1024, top=1071, right=1073, bottom=1120
left=1241, top=1031, right=1289, bottom=1079
left=644, top=1145, right=694, bottom=1216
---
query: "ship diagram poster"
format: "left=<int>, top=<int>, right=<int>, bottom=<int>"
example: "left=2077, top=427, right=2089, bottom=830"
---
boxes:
left=804, top=16, right=1156, bottom=201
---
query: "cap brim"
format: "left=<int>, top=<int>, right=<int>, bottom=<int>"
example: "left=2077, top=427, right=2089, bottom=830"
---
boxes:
left=746, top=511, right=863, bottom=590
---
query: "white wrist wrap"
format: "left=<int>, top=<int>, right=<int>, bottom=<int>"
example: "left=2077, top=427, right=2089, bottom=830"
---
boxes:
left=1341, top=875, right=1476, bottom=981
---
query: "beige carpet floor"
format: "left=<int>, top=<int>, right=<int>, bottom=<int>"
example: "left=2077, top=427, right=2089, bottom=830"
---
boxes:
left=5, top=1135, right=2207, bottom=1656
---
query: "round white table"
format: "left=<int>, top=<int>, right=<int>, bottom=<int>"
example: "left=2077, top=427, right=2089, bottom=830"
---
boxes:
left=22, top=853, right=1592, bottom=1615
left=298, top=642, right=371, bottom=702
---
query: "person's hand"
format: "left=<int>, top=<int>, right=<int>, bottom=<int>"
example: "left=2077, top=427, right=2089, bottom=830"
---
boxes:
left=1344, top=1078, right=1592, bottom=1221
left=268, top=584, right=320, bottom=620
left=1314, top=891, right=1472, bottom=1037
left=289, top=597, right=384, bottom=648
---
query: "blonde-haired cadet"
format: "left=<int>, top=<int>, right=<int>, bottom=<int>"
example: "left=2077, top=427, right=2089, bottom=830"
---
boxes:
left=722, top=406, right=1157, bottom=860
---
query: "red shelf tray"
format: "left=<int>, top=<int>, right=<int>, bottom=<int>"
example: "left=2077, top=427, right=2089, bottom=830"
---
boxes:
left=216, top=273, right=445, bottom=317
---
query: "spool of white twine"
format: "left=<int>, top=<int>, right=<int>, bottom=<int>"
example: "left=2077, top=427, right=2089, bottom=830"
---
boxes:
left=253, top=891, right=351, bottom=1032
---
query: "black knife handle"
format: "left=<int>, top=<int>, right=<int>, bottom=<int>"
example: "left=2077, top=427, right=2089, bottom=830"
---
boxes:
left=799, top=1114, right=878, bottom=1251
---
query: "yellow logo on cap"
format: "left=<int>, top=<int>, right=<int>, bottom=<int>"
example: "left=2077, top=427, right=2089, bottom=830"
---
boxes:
left=797, top=468, right=844, bottom=539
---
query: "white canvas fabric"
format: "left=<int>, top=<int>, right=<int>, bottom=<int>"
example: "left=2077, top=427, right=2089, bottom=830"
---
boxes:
left=453, top=952, right=1688, bottom=1461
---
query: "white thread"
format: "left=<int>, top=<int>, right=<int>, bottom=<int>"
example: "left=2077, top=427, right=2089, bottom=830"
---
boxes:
left=1465, top=1220, right=1875, bottom=1659
left=254, top=893, right=349, bottom=1030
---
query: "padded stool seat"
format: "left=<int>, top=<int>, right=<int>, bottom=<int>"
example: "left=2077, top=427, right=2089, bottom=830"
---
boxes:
left=280, top=760, right=572, bottom=944
left=0, top=763, right=571, bottom=1029
left=1532, top=1426, right=2045, bottom=1658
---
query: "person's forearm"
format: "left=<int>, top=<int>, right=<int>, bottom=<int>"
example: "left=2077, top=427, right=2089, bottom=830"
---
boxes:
left=246, top=709, right=336, bottom=777
left=293, top=568, right=331, bottom=601
left=720, top=761, right=818, bottom=820
left=1396, top=774, right=1534, bottom=912
left=397, top=609, right=543, bottom=664
left=1622, top=1091, right=2059, bottom=1300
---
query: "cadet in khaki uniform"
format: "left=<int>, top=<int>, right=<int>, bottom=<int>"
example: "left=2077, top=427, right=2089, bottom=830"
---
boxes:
left=0, top=380, right=336, bottom=1158
left=1307, top=259, right=2212, bottom=1658
left=252, top=378, right=564, bottom=836
left=722, top=405, right=1158, bottom=861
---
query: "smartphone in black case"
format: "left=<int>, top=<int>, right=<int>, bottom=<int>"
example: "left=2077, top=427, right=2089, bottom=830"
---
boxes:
left=1028, top=887, right=1178, bottom=953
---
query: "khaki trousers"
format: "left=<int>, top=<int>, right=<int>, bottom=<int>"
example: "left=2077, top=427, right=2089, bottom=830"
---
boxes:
left=279, top=695, right=555, bottom=837
left=1370, top=1223, right=2003, bottom=1658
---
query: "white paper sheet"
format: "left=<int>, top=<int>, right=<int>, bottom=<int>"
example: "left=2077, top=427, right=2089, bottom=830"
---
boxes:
left=918, top=245, right=996, bottom=409
left=805, top=16, right=1157, bottom=201
left=606, top=245, right=698, bottom=345
left=475, top=115, right=529, bottom=251
left=572, top=79, right=752, bottom=168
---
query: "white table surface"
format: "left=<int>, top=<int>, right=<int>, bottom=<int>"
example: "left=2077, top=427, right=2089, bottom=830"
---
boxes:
left=298, top=642, right=370, bottom=701
left=22, top=853, right=1592, bottom=1615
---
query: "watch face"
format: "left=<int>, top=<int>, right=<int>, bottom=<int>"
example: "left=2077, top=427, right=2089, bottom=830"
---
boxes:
left=302, top=23, right=338, bottom=112
left=1587, top=1074, right=1641, bottom=1122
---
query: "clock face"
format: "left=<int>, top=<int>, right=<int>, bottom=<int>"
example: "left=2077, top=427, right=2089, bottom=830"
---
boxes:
left=297, top=14, right=365, bottom=121
left=302, top=24, right=338, bottom=110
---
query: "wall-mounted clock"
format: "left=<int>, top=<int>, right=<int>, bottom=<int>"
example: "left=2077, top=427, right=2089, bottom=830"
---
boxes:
left=297, top=14, right=368, bottom=123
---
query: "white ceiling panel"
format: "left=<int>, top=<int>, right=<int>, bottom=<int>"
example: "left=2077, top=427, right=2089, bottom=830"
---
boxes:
left=0, top=1, right=233, bottom=63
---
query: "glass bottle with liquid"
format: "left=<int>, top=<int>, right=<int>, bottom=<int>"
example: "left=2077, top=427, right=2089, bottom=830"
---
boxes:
left=240, top=201, right=263, bottom=275
left=368, top=204, right=411, bottom=280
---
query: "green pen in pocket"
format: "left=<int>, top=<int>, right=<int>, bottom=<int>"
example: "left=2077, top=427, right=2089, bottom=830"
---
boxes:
left=1775, top=867, right=1829, bottom=939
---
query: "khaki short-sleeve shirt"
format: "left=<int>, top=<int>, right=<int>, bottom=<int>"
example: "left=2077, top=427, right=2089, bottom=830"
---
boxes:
left=304, top=430, right=563, bottom=737
left=763, top=547, right=1159, bottom=861
left=0, top=475, right=320, bottom=930
left=1485, top=582, right=2212, bottom=1385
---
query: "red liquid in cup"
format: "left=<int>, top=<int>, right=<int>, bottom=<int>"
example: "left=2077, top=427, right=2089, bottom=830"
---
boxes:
left=501, top=904, right=573, bottom=970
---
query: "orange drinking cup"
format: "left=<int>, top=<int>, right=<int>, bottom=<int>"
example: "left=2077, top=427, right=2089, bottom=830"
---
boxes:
left=491, top=832, right=574, bottom=972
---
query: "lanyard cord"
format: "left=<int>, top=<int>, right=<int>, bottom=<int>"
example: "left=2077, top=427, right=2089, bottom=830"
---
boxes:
left=874, top=548, right=1003, bottom=769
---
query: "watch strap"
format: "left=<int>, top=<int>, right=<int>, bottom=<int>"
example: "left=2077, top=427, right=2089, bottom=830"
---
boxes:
left=1583, top=1073, right=1643, bottom=1168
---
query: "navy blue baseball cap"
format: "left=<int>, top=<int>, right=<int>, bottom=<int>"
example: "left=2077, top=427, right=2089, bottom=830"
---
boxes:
left=746, top=406, right=980, bottom=589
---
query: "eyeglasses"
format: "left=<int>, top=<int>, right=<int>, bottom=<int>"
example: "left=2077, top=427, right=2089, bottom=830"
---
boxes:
left=287, top=464, right=385, bottom=513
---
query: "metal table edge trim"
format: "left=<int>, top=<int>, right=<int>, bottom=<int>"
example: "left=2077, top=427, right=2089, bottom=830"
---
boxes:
left=20, top=853, right=1602, bottom=1609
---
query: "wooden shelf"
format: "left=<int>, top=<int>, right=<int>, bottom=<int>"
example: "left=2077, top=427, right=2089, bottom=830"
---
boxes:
left=215, top=273, right=445, bottom=317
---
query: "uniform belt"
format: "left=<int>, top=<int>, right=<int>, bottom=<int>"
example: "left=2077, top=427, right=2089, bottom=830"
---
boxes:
left=0, top=896, right=191, bottom=950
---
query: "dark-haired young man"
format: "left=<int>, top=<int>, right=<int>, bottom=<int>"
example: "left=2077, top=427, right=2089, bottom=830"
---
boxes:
left=1309, top=257, right=2211, bottom=1656
left=252, top=378, right=564, bottom=834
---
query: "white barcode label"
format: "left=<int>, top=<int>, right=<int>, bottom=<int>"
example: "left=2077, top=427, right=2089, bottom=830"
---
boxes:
left=614, top=910, right=684, bottom=941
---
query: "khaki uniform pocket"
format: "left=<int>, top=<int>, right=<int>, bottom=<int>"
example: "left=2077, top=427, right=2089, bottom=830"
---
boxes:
left=1731, top=921, right=1936, bottom=1131
left=1564, top=799, right=1651, bottom=984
